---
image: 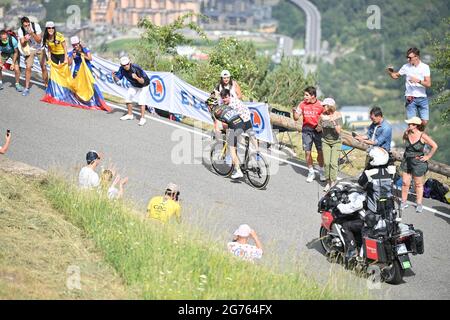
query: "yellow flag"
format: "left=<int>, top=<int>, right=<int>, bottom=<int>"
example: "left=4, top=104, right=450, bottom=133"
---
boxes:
left=71, top=57, right=95, bottom=102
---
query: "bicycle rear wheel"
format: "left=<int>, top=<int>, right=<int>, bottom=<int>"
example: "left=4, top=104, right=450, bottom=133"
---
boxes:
left=210, top=142, right=234, bottom=177
left=246, top=152, right=270, bottom=189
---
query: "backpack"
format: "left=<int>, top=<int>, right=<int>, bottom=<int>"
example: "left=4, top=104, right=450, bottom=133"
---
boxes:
left=0, top=30, right=18, bottom=49
left=424, top=178, right=449, bottom=203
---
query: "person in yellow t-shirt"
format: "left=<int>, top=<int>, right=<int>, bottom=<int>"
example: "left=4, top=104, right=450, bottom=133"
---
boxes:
left=42, top=21, right=67, bottom=65
left=147, top=183, right=181, bottom=224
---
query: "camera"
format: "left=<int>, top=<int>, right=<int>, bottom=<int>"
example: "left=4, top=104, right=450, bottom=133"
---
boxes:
left=6, top=129, right=10, bottom=136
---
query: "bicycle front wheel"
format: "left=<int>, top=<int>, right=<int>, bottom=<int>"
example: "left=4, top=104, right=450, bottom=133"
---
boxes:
left=210, top=142, right=234, bottom=177
left=246, top=152, right=270, bottom=189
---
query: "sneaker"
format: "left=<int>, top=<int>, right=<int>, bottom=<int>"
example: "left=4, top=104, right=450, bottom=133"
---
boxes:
left=319, top=169, right=326, bottom=182
left=416, top=204, right=423, bottom=213
left=231, top=170, right=244, bottom=180
left=22, top=88, right=30, bottom=96
left=0, top=83, right=3, bottom=90
left=306, top=171, right=315, bottom=183
left=15, top=83, right=24, bottom=92
left=400, top=202, right=409, bottom=210
left=323, top=183, right=331, bottom=192
left=120, top=114, right=134, bottom=121
left=138, top=117, right=147, bottom=126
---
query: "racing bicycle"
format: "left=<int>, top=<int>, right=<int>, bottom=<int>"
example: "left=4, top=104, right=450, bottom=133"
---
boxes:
left=210, top=133, right=270, bottom=189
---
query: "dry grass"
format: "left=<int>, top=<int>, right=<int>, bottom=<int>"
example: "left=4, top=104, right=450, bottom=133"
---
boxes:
left=0, top=173, right=136, bottom=299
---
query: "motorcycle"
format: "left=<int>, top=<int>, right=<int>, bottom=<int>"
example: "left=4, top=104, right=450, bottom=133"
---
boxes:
left=317, top=181, right=424, bottom=285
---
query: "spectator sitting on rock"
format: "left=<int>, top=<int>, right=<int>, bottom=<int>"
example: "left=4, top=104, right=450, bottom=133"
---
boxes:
left=227, top=224, right=263, bottom=262
left=79, top=150, right=102, bottom=189
left=0, top=129, right=11, bottom=154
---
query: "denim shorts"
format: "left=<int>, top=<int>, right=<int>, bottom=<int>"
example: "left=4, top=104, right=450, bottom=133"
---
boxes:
left=405, top=97, right=429, bottom=121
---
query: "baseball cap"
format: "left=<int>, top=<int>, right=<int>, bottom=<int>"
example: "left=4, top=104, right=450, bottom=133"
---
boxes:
left=233, top=224, right=252, bottom=237
left=45, top=21, right=55, bottom=28
left=221, top=70, right=231, bottom=78
left=166, top=182, right=179, bottom=193
left=86, top=150, right=100, bottom=164
left=405, top=117, right=422, bottom=125
left=120, top=56, right=131, bottom=66
left=70, top=36, right=80, bottom=45
left=321, top=98, right=336, bottom=107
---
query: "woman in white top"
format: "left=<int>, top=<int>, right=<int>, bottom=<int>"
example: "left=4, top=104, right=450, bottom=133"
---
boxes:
left=214, top=69, right=242, bottom=100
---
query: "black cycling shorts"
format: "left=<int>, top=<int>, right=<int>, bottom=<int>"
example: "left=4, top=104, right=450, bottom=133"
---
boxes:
left=226, top=119, right=254, bottom=147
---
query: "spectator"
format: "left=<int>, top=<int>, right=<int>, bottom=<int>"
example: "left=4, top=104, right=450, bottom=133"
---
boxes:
left=17, top=17, right=48, bottom=96
left=0, top=130, right=11, bottom=154
left=387, top=48, right=432, bottom=126
left=79, top=150, right=102, bottom=189
left=292, top=86, right=326, bottom=183
left=354, top=106, right=392, bottom=152
left=227, top=224, right=263, bottom=262
left=0, top=29, right=23, bottom=92
left=100, top=169, right=128, bottom=200
left=147, top=183, right=181, bottom=224
left=68, top=36, right=93, bottom=78
left=316, top=98, right=342, bottom=192
left=214, top=69, right=242, bottom=100
left=112, top=56, right=150, bottom=126
left=42, top=22, right=67, bottom=65
left=400, top=117, right=438, bottom=213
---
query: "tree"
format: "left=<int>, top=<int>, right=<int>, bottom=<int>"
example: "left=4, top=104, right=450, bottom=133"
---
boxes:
left=208, top=37, right=269, bottom=100
left=135, top=13, right=207, bottom=73
left=138, top=13, right=207, bottom=55
left=257, top=57, right=315, bottom=108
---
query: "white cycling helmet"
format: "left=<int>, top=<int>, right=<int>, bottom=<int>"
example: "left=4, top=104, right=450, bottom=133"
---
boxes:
left=368, top=147, right=389, bottom=167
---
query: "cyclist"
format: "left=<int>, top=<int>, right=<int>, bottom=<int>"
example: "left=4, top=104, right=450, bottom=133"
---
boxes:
left=206, top=93, right=255, bottom=180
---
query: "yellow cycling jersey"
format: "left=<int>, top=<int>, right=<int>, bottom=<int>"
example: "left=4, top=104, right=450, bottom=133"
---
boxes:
left=147, top=196, right=181, bottom=224
left=46, top=32, right=66, bottom=55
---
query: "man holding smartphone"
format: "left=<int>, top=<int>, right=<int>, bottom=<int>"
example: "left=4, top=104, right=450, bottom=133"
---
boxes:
left=387, top=47, right=431, bottom=126
left=0, top=129, right=11, bottom=154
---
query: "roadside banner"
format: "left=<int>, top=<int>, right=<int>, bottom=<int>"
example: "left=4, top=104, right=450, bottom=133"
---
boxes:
left=27, top=53, right=274, bottom=143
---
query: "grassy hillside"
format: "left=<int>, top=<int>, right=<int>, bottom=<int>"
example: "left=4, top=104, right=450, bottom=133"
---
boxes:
left=0, top=169, right=367, bottom=299
left=0, top=173, right=133, bottom=299
left=43, top=174, right=365, bottom=299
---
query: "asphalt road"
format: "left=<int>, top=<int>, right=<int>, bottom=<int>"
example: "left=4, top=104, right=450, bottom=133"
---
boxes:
left=289, top=0, right=321, bottom=56
left=1, top=77, right=449, bottom=300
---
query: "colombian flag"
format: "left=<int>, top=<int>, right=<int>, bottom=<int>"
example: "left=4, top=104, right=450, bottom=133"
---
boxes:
left=41, top=58, right=110, bottom=112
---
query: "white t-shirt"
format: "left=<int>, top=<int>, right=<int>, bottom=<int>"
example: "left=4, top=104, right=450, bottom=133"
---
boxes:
left=107, top=187, right=119, bottom=200
left=227, top=242, right=263, bottom=262
left=78, top=166, right=100, bottom=189
left=398, top=61, right=430, bottom=98
left=17, top=22, right=43, bottom=50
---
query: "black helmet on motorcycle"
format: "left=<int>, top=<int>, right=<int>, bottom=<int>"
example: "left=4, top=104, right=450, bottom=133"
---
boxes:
left=364, top=212, right=378, bottom=228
